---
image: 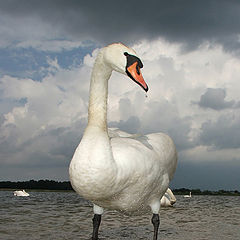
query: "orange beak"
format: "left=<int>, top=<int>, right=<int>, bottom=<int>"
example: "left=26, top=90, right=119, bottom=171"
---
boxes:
left=127, top=62, right=148, bottom=92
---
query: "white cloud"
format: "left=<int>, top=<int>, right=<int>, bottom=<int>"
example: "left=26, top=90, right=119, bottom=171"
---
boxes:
left=0, top=56, right=92, bottom=174
left=1, top=38, right=240, bottom=182
left=182, top=145, right=240, bottom=163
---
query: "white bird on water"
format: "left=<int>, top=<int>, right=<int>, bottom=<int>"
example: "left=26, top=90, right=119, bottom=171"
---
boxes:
left=160, top=188, right=177, bottom=207
left=13, top=190, right=30, bottom=197
left=184, top=192, right=192, bottom=198
left=69, top=43, right=178, bottom=240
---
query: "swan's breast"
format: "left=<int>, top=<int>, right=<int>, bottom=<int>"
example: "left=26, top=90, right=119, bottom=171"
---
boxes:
left=69, top=128, right=117, bottom=200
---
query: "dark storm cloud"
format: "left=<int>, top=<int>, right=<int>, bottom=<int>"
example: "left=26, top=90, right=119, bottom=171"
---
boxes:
left=0, top=117, right=87, bottom=180
left=141, top=100, right=195, bottom=152
left=1, top=1, right=240, bottom=51
left=196, top=88, right=236, bottom=110
left=199, top=114, right=240, bottom=149
left=171, top=158, right=240, bottom=190
left=109, top=116, right=141, bottom=134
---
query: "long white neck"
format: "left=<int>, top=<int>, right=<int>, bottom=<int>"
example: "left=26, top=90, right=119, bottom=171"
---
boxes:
left=87, top=51, right=112, bottom=131
left=69, top=51, right=117, bottom=199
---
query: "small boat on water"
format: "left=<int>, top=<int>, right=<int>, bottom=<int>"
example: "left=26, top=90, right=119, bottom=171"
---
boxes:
left=13, top=190, right=30, bottom=197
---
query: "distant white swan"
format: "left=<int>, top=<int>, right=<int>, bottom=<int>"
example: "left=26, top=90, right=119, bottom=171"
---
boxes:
left=160, top=188, right=176, bottom=207
left=184, top=192, right=191, bottom=198
left=13, top=190, right=30, bottom=197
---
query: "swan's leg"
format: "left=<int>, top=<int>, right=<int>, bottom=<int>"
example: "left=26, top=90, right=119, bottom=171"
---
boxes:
left=150, top=201, right=161, bottom=240
left=151, top=213, right=160, bottom=240
left=92, top=204, right=103, bottom=240
left=92, top=214, right=101, bottom=240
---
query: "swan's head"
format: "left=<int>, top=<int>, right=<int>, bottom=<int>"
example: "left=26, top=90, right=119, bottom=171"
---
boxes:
left=103, top=43, right=148, bottom=92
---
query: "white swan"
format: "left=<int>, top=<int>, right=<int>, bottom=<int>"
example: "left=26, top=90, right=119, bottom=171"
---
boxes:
left=69, top=43, right=177, bottom=240
left=184, top=192, right=192, bottom=198
left=160, top=188, right=176, bottom=207
left=13, top=190, right=30, bottom=197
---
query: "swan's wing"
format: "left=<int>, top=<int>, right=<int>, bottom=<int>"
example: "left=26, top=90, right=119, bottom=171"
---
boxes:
left=165, top=188, right=176, bottom=204
left=108, top=128, right=136, bottom=138
left=108, top=128, right=153, bottom=150
left=166, top=188, right=176, bottom=202
left=110, top=131, right=177, bottom=189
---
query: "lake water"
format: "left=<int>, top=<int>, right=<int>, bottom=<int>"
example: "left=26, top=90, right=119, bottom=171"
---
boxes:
left=0, top=190, right=240, bottom=240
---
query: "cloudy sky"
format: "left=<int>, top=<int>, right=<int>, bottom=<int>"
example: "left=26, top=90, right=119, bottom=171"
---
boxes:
left=1, top=0, right=240, bottom=190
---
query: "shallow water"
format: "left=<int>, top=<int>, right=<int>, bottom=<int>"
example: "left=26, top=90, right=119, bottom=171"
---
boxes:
left=0, top=191, right=240, bottom=240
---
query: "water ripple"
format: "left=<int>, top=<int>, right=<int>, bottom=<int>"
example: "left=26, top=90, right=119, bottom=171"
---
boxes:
left=0, top=191, right=240, bottom=239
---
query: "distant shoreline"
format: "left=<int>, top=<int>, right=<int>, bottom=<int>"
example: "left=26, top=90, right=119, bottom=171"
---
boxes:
left=1, top=180, right=240, bottom=196
left=0, top=180, right=73, bottom=191
left=0, top=188, right=74, bottom=192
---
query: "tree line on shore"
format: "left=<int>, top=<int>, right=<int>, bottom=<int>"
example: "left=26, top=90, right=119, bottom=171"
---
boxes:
left=0, top=180, right=73, bottom=191
left=0, top=180, right=239, bottom=195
